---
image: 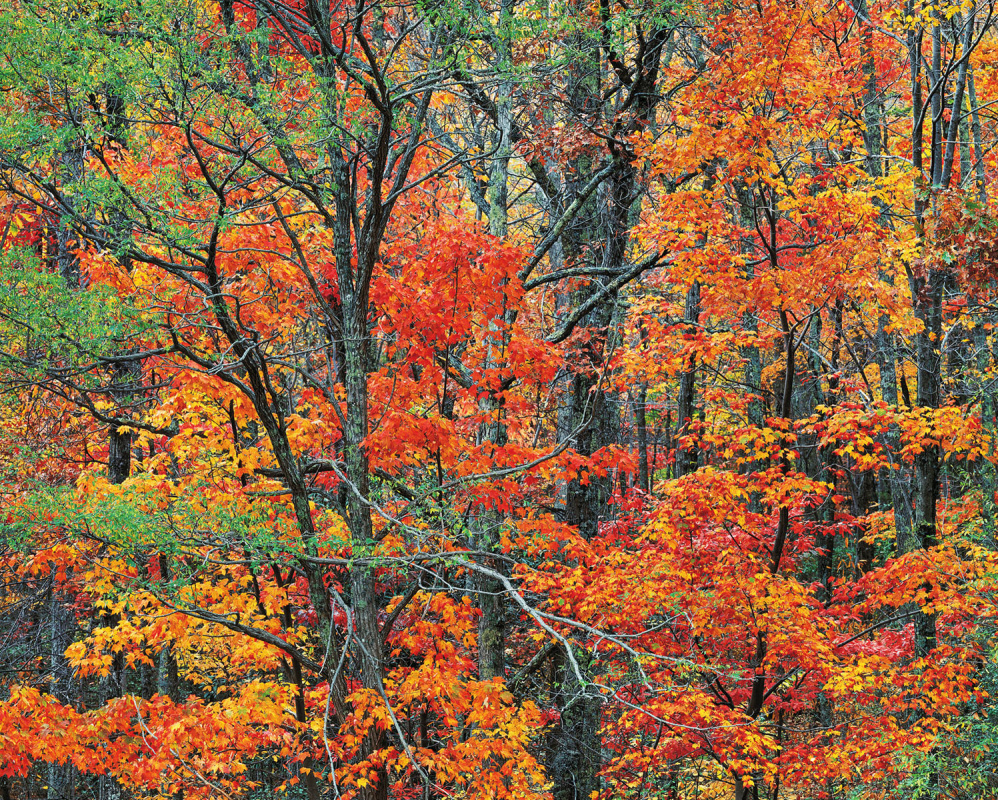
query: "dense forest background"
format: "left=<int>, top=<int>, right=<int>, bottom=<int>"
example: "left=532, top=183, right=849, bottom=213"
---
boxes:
left=1, top=0, right=997, bottom=797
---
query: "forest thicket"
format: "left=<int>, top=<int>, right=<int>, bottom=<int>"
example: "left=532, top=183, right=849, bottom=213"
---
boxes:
left=1, top=0, right=997, bottom=798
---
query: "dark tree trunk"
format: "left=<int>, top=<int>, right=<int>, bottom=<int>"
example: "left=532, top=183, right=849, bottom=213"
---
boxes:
left=675, top=280, right=701, bottom=480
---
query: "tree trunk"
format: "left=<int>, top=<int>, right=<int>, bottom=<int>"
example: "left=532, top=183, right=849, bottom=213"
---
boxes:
left=675, top=280, right=701, bottom=480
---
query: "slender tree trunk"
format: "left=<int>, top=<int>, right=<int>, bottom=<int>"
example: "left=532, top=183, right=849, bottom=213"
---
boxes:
left=634, top=383, right=650, bottom=493
left=48, top=583, right=75, bottom=800
left=472, top=0, right=516, bottom=683
left=968, top=66, right=987, bottom=202
left=675, top=280, right=701, bottom=480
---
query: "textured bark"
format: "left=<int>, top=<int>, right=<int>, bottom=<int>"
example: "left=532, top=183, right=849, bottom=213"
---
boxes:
left=48, top=584, right=75, bottom=800
left=877, top=303, right=914, bottom=547
left=907, top=270, right=942, bottom=665
left=675, top=280, right=701, bottom=480
left=107, top=357, right=138, bottom=485
left=974, top=312, right=998, bottom=548
left=634, top=383, right=650, bottom=493
left=48, top=124, right=86, bottom=800
left=472, top=0, right=515, bottom=681
left=550, top=647, right=601, bottom=800
left=737, top=184, right=765, bottom=491
left=968, top=66, right=988, bottom=202
left=56, top=145, right=83, bottom=289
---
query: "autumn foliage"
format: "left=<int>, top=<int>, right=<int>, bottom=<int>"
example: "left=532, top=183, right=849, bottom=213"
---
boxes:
left=1, top=0, right=998, bottom=798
